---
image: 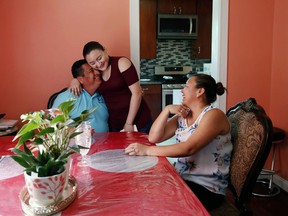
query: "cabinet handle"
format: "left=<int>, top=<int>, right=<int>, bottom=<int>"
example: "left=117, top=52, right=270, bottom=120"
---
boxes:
left=173, top=6, right=177, bottom=14
left=142, top=88, right=149, bottom=91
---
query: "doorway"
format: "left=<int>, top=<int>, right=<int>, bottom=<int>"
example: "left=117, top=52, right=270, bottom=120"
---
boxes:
left=130, top=0, right=228, bottom=111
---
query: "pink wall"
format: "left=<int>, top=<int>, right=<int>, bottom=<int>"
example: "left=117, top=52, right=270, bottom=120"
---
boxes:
left=227, top=0, right=288, bottom=180
left=0, top=0, right=130, bottom=119
left=1, top=0, right=288, bottom=180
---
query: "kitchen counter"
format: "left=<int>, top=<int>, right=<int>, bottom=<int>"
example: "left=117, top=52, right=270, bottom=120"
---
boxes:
left=140, top=78, right=162, bottom=85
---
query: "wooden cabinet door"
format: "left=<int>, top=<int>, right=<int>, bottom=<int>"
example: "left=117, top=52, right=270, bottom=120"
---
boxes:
left=194, top=0, right=212, bottom=59
left=158, top=0, right=197, bottom=14
left=142, top=84, right=162, bottom=121
left=140, top=0, right=157, bottom=59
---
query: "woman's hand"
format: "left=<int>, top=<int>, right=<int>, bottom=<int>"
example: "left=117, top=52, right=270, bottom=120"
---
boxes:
left=124, top=143, right=149, bottom=156
left=166, top=104, right=191, bottom=118
left=123, top=123, right=134, bottom=132
left=69, top=78, right=82, bottom=96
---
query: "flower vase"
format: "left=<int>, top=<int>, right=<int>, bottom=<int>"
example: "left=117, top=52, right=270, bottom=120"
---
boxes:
left=24, top=168, right=68, bottom=207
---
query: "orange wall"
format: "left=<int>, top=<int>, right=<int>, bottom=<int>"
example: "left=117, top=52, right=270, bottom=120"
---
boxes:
left=227, top=0, right=288, bottom=180
left=270, top=0, right=288, bottom=179
left=0, top=0, right=130, bottom=119
left=1, top=0, right=288, bottom=181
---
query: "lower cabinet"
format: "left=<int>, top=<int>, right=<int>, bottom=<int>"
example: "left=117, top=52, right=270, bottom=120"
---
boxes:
left=141, top=84, right=162, bottom=121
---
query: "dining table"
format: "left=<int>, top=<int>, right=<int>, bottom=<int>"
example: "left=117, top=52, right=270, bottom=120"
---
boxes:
left=0, top=132, right=209, bottom=216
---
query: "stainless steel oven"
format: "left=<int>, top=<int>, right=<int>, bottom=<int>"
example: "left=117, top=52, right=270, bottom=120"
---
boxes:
left=162, top=84, right=185, bottom=109
left=155, top=66, right=192, bottom=109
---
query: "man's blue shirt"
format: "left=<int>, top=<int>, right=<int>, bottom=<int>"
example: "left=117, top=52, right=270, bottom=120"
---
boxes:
left=52, top=89, right=109, bottom=132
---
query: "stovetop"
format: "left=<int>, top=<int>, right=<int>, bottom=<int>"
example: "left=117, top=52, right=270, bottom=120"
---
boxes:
left=153, top=74, right=189, bottom=84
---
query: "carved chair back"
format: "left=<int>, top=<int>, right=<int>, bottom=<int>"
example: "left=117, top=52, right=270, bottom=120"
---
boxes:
left=226, top=98, right=273, bottom=215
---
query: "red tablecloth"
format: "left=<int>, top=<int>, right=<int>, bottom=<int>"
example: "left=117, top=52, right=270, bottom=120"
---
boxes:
left=0, top=132, right=209, bottom=216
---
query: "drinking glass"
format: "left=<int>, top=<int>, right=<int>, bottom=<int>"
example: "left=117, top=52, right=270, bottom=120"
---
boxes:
left=76, top=122, right=92, bottom=166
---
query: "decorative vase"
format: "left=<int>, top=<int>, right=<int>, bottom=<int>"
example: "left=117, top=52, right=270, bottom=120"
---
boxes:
left=24, top=168, right=68, bottom=207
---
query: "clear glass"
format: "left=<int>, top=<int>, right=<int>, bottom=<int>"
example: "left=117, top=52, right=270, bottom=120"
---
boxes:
left=76, top=122, right=92, bottom=166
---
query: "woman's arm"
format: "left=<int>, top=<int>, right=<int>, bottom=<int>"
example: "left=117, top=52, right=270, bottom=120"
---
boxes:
left=118, top=57, right=142, bottom=132
left=68, top=78, right=82, bottom=96
left=125, top=109, right=230, bottom=157
left=148, top=105, right=180, bottom=143
left=124, top=81, right=142, bottom=132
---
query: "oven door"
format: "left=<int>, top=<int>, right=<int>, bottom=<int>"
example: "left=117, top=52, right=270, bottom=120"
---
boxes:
left=162, top=88, right=173, bottom=109
left=162, top=88, right=182, bottom=109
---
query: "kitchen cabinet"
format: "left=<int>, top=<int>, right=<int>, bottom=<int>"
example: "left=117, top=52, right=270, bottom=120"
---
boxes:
left=194, top=0, right=212, bottom=59
left=157, top=0, right=197, bottom=14
left=141, top=84, right=162, bottom=121
left=140, top=0, right=212, bottom=60
left=140, top=0, right=157, bottom=59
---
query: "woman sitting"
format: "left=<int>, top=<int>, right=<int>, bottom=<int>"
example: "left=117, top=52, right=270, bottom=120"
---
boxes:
left=125, top=74, right=233, bottom=210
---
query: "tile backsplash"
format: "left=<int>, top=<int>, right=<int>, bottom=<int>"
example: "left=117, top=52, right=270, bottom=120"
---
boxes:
left=140, top=39, right=210, bottom=78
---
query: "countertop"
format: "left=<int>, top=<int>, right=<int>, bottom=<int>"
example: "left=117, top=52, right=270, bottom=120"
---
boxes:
left=140, top=78, right=162, bottom=85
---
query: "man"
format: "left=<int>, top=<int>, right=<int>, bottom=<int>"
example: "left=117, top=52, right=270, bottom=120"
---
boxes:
left=53, top=59, right=109, bottom=132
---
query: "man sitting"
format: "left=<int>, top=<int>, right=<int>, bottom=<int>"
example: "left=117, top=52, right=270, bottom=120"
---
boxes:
left=53, top=59, right=109, bottom=132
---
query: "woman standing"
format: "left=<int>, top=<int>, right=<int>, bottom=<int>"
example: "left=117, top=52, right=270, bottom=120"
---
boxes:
left=70, top=41, right=152, bottom=133
left=125, top=74, right=232, bottom=210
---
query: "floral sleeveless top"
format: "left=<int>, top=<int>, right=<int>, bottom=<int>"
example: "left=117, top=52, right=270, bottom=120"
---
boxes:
left=174, top=105, right=233, bottom=195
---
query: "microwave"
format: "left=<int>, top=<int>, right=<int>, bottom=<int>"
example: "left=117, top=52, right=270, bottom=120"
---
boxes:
left=157, top=14, right=198, bottom=39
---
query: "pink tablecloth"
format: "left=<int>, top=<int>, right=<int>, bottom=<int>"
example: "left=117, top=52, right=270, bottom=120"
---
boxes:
left=0, top=132, right=209, bottom=216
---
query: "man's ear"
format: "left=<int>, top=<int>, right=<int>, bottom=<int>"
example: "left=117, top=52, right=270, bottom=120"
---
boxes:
left=77, top=77, right=84, bottom=85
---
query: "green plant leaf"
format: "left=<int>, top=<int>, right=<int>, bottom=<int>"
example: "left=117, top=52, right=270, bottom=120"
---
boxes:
left=16, top=130, right=35, bottom=147
left=11, top=147, right=38, bottom=165
left=50, top=115, right=65, bottom=124
left=13, top=120, right=39, bottom=141
left=23, top=143, right=33, bottom=156
left=37, top=127, right=54, bottom=136
left=10, top=155, right=31, bottom=169
left=34, top=138, right=44, bottom=144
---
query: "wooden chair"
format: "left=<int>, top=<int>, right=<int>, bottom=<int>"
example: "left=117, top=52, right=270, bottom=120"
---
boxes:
left=47, top=88, right=67, bottom=109
left=210, top=98, right=273, bottom=216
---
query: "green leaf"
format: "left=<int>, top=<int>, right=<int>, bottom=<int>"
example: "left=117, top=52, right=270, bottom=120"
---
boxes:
left=37, top=127, right=54, bottom=136
left=58, top=99, right=75, bottom=118
left=10, top=155, right=31, bottom=169
left=23, top=143, right=33, bottom=156
left=34, top=138, right=44, bottom=144
left=11, top=148, right=37, bottom=165
left=16, top=130, right=35, bottom=147
left=13, top=120, right=39, bottom=141
left=50, top=115, right=65, bottom=124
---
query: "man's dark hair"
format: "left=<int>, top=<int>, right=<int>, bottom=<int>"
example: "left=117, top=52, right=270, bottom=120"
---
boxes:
left=71, top=59, right=87, bottom=78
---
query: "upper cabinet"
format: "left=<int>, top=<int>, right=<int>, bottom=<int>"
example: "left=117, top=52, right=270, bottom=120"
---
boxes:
left=140, top=0, right=212, bottom=60
left=157, top=0, right=197, bottom=14
left=194, top=0, right=212, bottom=59
left=140, top=0, right=157, bottom=59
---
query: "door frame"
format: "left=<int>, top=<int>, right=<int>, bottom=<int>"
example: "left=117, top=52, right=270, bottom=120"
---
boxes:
left=130, top=0, right=229, bottom=111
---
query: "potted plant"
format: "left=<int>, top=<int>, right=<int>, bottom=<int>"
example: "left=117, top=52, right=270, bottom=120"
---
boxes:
left=10, top=99, right=95, bottom=207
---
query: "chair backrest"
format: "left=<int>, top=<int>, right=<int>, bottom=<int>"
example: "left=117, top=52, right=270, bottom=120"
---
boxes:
left=47, top=88, right=67, bottom=109
left=226, top=98, right=273, bottom=215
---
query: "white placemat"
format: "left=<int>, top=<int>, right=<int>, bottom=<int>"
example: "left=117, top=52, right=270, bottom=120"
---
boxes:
left=89, top=149, right=158, bottom=173
left=0, top=156, right=23, bottom=180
